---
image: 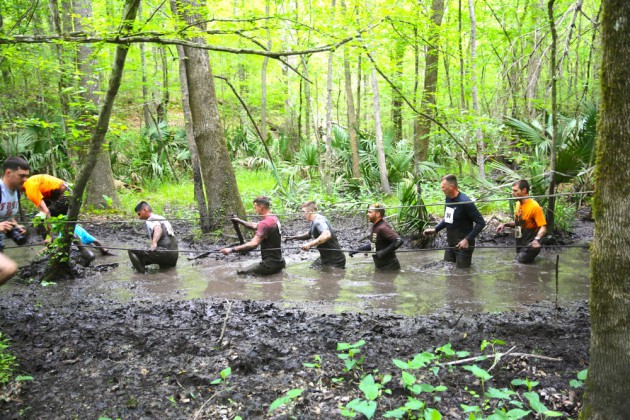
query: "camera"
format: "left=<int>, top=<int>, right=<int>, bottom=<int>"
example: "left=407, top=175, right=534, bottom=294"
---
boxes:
left=9, top=226, right=27, bottom=246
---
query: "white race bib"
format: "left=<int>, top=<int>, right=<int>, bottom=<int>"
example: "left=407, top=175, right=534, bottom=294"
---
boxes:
left=444, top=207, right=455, bottom=224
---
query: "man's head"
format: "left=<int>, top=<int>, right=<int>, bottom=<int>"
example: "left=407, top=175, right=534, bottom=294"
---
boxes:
left=512, top=179, right=530, bottom=198
left=253, top=195, right=271, bottom=215
left=135, top=201, right=152, bottom=220
left=367, top=203, right=385, bottom=224
left=440, top=174, right=459, bottom=198
left=300, top=201, right=317, bottom=221
left=2, top=157, right=30, bottom=191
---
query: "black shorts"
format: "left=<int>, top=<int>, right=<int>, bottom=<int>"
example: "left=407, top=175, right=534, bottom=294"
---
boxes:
left=516, top=246, right=541, bottom=264
left=444, top=247, right=474, bottom=268
left=238, top=260, right=285, bottom=276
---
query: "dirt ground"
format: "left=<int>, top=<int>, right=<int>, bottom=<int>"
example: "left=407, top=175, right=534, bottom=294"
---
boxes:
left=0, top=211, right=592, bottom=419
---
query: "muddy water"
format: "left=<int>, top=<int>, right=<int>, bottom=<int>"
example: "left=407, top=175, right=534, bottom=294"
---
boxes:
left=2, top=244, right=590, bottom=316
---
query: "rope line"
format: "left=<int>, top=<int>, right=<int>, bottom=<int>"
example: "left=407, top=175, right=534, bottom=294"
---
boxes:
left=19, top=190, right=593, bottom=224
left=3, top=243, right=590, bottom=254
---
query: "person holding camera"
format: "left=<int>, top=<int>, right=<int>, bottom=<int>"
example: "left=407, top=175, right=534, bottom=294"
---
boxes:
left=0, top=157, right=30, bottom=286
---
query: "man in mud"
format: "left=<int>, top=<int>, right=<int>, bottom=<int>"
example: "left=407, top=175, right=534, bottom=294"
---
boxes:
left=496, top=179, right=547, bottom=263
left=128, top=201, right=178, bottom=273
left=285, top=201, right=346, bottom=269
left=423, top=174, right=486, bottom=268
left=221, top=195, right=286, bottom=275
left=0, top=157, right=29, bottom=286
left=350, top=203, right=403, bottom=271
left=22, top=174, right=71, bottom=218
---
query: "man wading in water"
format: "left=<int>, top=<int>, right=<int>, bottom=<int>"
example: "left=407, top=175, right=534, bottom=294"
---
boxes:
left=128, top=201, right=178, bottom=273
left=221, top=195, right=286, bottom=276
left=350, top=203, right=403, bottom=271
left=285, top=201, right=346, bottom=269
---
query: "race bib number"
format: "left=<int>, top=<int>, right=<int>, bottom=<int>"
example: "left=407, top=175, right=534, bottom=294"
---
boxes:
left=444, top=207, right=455, bottom=224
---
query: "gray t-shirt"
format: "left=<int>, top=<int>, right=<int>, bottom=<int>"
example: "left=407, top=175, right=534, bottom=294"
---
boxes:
left=145, top=214, right=177, bottom=250
left=0, top=180, right=20, bottom=248
left=0, top=181, right=20, bottom=220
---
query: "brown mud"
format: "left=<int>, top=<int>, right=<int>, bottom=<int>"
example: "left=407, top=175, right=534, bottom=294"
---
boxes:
left=0, top=211, right=592, bottom=419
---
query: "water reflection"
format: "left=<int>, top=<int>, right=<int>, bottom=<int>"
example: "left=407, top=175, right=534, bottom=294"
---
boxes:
left=1, top=243, right=590, bottom=317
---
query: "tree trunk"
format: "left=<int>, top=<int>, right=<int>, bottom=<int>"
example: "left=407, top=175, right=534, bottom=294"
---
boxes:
left=391, top=40, right=405, bottom=143
left=468, top=0, right=485, bottom=179
left=414, top=0, right=445, bottom=165
left=74, top=0, right=120, bottom=209
left=322, top=0, right=336, bottom=193
left=139, top=2, right=151, bottom=127
left=343, top=46, right=360, bottom=178
left=371, top=69, right=390, bottom=194
left=583, top=0, right=630, bottom=417
left=176, top=44, right=211, bottom=232
left=546, top=0, right=558, bottom=233
left=42, top=0, right=139, bottom=281
left=171, top=0, right=246, bottom=228
left=261, top=0, right=270, bottom=144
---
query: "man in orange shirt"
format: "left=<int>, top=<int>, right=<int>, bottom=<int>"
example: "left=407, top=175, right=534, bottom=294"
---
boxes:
left=22, top=174, right=71, bottom=217
left=497, top=179, right=547, bottom=263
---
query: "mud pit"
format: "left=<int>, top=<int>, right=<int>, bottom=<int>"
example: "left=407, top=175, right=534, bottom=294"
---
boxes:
left=0, top=215, right=592, bottom=418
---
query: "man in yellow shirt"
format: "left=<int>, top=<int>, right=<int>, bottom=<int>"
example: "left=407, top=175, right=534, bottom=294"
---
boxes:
left=497, top=179, right=547, bottom=263
left=22, top=174, right=71, bottom=217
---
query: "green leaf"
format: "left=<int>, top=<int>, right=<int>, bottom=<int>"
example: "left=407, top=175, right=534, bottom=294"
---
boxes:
left=402, top=371, right=416, bottom=387
left=359, top=375, right=380, bottom=401
left=484, top=387, right=515, bottom=400
left=15, top=375, right=33, bottom=381
left=577, top=369, right=588, bottom=380
left=220, top=367, right=231, bottom=379
left=269, top=396, right=290, bottom=412
left=381, top=374, right=392, bottom=385
left=463, top=365, right=493, bottom=381
left=435, top=343, right=455, bottom=356
left=405, top=397, right=425, bottom=411
left=523, top=392, right=548, bottom=414
left=383, top=408, right=407, bottom=418
left=393, top=358, right=409, bottom=370
left=431, top=366, right=441, bottom=376
left=456, top=351, right=471, bottom=358
left=347, top=398, right=377, bottom=419
left=461, top=404, right=481, bottom=413
left=506, top=409, right=532, bottom=419
left=424, top=407, right=442, bottom=420
left=434, top=385, right=448, bottom=392
left=286, top=388, right=304, bottom=398
left=210, top=378, right=222, bottom=385
left=569, top=379, right=583, bottom=388
left=419, top=383, right=435, bottom=393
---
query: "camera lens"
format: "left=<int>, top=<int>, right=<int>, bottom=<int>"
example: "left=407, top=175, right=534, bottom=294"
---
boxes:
left=10, top=227, right=27, bottom=246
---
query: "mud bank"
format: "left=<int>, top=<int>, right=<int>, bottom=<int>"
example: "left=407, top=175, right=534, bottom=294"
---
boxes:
left=0, top=212, right=592, bottom=418
left=0, top=293, right=589, bottom=419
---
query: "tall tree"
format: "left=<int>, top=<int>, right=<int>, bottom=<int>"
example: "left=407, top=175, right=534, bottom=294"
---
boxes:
left=414, top=0, right=445, bottom=165
left=171, top=0, right=246, bottom=229
left=371, top=68, right=390, bottom=194
left=323, top=0, right=336, bottom=194
left=468, top=0, right=485, bottom=179
left=73, top=0, right=120, bottom=209
left=583, top=0, right=630, bottom=416
left=43, top=0, right=140, bottom=280
left=546, top=0, right=558, bottom=232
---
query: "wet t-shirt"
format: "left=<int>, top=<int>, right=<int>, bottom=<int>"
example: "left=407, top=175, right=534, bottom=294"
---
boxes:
left=514, top=199, right=546, bottom=247
left=309, top=214, right=346, bottom=267
left=257, top=215, right=284, bottom=264
left=370, top=219, right=401, bottom=269
left=146, top=214, right=178, bottom=250
left=435, top=192, right=486, bottom=245
left=0, top=181, right=20, bottom=249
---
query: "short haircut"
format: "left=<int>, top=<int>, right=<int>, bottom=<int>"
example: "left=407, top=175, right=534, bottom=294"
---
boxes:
left=253, top=195, right=271, bottom=208
left=514, top=179, right=530, bottom=193
left=301, top=201, right=317, bottom=212
left=369, top=202, right=385, bottom=217
left=442, top=174, right=458, bottom=188
left=135, top=201, right=152, bottom=213
left=3, top=156, right=30, bottom=172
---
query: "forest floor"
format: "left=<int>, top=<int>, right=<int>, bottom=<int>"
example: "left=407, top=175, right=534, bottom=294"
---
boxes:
left=0, top=210, right=593, bottom=419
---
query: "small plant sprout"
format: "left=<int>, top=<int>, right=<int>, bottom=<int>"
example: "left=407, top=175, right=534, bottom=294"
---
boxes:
left=569, top=369, right=588, bottom=388
left=523, top=391, right=564, bottom=417
left=463, top=365, right=493, bottom=392
left=384, top=397, right=426, bottom=418
left=210, top=366, right=232, bottom=385
left=337, top=340, right=366, bottom=373
left=268, top=388, right=304, bottom=414
left=303, top=355, right=322, bottom=369
left=480, top=339, right=506, bottom=353
left=341, top=398, right=377, bottom=419
left=511, top=377, right=540, bottom=392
